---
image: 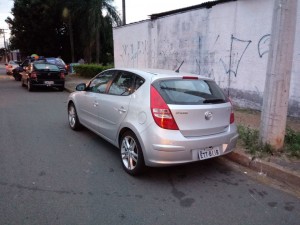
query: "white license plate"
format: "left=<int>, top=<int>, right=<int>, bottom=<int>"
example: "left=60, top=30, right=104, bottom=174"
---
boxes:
left=44, top=81, right=54, bottom=85
left=199, top=147, right=220, bottom=160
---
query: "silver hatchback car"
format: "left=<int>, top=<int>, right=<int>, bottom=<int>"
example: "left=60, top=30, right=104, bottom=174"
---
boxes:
left=67, top=68, right=238, bottom=175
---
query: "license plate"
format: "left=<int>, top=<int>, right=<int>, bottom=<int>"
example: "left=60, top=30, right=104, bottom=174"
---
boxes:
left=44, top=81, right=54, bottom=85
left=199, top=147, right=220, bottom=160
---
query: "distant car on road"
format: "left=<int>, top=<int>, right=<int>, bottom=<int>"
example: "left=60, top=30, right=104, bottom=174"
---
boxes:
left=67, top=68, right=238, bottom=175
left=12, top=58, right=35, bottom=81
left=21, top=61, right=65, bottom=91
left=5, top=60, right=21, bottom=75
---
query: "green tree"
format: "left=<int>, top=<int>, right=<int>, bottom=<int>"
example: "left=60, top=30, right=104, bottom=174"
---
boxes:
left=86, top=0, right=121, bottom=63
left=6, top=0, right=64, bottom=57
left=6, top=0, right=121, bottom=63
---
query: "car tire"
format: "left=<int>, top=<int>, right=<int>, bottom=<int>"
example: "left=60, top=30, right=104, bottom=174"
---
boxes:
left=27, top=80, right=34, bottom=92
left=68, top=103, right=82, bottom=130
left=16, top=75, right=21, bottom=81
left=120, top=131, right=145, bottom=176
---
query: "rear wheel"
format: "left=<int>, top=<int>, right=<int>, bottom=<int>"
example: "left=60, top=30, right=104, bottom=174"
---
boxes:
left=68, top=103, right=82, bottom=130
left=120, top=131, right=145, bottom=176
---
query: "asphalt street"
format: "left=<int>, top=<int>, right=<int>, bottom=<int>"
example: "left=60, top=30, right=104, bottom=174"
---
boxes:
left=0, top=67, right=299, bottom=225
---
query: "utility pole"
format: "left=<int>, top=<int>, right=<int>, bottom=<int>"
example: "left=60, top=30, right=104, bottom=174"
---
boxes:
left=122, top=0, right=126, bottom=25
left=0, top=29, right=8, bottom=63
left=260, top=0, right=298, bottom=150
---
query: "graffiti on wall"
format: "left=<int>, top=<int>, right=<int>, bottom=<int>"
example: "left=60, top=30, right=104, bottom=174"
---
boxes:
left=258, top=34, right=271, bottom=58
left=158, top=38, right=181, bottom=70
left=118, top=34, right=270, bottom=80
left=120, top=40, right=149, bottom=67
left=220, top=35, right=252, bottom=78
left=195, top=35, right=219, bottom=79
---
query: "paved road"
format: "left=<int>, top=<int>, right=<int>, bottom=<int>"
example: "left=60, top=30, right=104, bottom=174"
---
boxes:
left=0, top=68, right=299, bottom=225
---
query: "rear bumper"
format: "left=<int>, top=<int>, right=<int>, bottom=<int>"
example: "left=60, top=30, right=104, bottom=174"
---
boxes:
left=140, top=124, right=238, bottom=167
left=30, top=79, right=65, bottom=87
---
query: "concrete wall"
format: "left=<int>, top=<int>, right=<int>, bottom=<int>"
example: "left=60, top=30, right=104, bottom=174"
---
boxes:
left=113, top=0, right=300, bottom=117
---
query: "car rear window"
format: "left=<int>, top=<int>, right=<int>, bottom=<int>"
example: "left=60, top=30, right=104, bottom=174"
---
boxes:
left=153, top=79, right=227, bottom=105
left=34, top=64, right=60, bottom=71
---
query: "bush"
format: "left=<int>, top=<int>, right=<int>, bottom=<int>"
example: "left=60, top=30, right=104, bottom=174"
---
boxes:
left=284, top=128, right=300, bottom=158
left=73, top=64, right=113, bottom=78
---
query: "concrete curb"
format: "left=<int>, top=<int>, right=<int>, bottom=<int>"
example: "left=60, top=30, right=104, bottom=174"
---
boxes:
left=64, top=87, right=73, bottom=93
left=225, top=150, right=300, bottom=188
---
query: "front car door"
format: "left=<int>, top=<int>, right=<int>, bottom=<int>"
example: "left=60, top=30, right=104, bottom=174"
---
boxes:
left=97, top=71, right=138, bottom=142
left=76, top=71, right=115, bottom=132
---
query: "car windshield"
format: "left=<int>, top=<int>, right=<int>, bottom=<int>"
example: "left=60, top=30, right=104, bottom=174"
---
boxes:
left=34, top=63, right=60, bottom=71
left=153, top=79, right=227, bottom=105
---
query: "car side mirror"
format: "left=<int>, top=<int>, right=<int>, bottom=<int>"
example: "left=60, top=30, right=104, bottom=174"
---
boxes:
left=76, top=83, right=86, bottom=91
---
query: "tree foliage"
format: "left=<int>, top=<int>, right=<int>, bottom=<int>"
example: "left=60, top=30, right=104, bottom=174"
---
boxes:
left=6, top=0, right=121, bottom=63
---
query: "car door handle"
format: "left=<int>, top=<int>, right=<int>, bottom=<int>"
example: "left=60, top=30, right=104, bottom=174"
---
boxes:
left=118, top=107, right=127, bottom=113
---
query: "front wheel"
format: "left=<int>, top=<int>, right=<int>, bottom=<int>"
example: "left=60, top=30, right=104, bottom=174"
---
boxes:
left=120, top=131, right=145, bottom=176
left=68, top=103, right=82, bottom=130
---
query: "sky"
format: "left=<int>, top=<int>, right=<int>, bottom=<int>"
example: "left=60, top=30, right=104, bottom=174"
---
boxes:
left=0, top=0, right=214, bottom=48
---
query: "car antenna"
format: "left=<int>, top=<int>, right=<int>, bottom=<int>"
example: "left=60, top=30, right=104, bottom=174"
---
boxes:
left=175, top=61, right=184, bottom=73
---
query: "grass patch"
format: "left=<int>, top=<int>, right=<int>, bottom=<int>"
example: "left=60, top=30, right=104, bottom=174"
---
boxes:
left=284, top=128, right=300, bottom=158
left=237, top=125, right=273, bottom=157
left=237, top=125, right=300, bottom=159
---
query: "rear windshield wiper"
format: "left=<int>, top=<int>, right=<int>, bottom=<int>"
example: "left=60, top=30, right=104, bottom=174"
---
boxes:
left=203, top=98, right=226, bottom=104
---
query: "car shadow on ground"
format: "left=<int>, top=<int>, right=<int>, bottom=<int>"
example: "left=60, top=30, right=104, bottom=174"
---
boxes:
left=21, top=87, right=64, bottom=92
left=77, top=126, right=235, bottom=182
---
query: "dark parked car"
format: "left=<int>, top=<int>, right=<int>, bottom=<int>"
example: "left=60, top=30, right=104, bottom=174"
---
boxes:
left=13, top=57, right=68, bottom=81
left=21, top=61, right=65, bottom=91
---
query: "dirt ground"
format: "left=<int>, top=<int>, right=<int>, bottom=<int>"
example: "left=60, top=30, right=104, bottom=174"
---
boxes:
left=234, top=108, right=300, bottom=132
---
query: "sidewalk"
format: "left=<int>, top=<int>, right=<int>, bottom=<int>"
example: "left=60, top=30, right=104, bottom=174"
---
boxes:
left=64, top=73, right=300, bottom=192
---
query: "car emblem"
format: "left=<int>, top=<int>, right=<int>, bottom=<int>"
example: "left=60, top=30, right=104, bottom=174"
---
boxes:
left=204, top=111, right=213, bottom=120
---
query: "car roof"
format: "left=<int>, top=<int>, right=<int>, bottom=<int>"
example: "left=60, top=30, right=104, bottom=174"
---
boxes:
left=109, top=68, right=212, bottom=81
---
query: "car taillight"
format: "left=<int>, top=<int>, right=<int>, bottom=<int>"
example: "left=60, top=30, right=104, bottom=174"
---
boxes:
left=228, top=98, right=235, bottom=124
left=150, top=85, right=179, bottom=130
left=31, top=71, right=37, bottom=78
left=60, top=72, right=65, bottom=79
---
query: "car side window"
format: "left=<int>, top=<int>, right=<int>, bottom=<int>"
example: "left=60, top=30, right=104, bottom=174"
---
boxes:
left=133, top=76, right=145, bottom=92
left=108, top=71, right=134, bottom=96
left=87, top=71, right=115, bottom=93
